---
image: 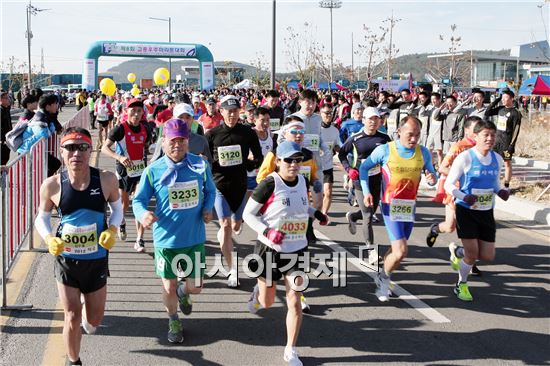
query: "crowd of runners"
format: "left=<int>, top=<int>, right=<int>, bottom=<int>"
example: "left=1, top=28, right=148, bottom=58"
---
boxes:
left=30, top=84, right=522, bottom=365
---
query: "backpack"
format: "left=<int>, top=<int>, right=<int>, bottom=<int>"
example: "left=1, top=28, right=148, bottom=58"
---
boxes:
left=5, top=118, right=47, bottom=152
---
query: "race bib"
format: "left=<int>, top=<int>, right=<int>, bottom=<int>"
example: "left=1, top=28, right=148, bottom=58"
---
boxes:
left=61, top=223, right=98, bottom=255
left=497, top=115, right=507, bottom=131
left=218, top=145, right=242, bottom=167
left=389, top=199, right=415, bottom=222
left=168, top=180, right=200, bottom=210
left=278, top=215, right=308, bottom=241
left=303, top=134, right=320, bottom=152
left=299, top=165, right=311, bottom=181
left=269, top=118, right=280, bottom=131
left=471, top=188, right=494, bottom=211
left=127, top=159, right=146, bottom=178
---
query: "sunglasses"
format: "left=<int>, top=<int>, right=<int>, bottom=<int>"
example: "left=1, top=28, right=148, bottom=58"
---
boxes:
left=282, top=157, right=304, bottom=164
left=62, top=143, right=91, bottom=152
left=288, top=129, right=305, bottom=135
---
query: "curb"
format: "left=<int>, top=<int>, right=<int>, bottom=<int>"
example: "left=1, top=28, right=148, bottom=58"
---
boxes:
left=419, top=182, right=550, bottom=226
left=513, top=156, right=550, bottom=171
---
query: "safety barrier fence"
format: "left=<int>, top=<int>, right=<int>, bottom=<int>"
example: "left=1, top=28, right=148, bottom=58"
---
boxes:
left=1, top=107, right=89, bottom=310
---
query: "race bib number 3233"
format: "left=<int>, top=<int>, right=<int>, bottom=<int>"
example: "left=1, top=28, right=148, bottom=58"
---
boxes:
left=168, top=180, right=200, bottom=210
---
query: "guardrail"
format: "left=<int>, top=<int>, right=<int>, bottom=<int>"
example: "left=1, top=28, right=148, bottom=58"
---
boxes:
left=1, top=107, right=89, bottom=310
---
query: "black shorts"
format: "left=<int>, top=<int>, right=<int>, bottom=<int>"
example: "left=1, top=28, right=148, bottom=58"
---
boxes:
left=116, top=164, right=141, bottom=193
left=54, top=256, right=109, bottom=294
left=494, top=139, right=513, bottom=161
left=248, top=241, right=306, bottom=282
left=97, top=119, right=110, bottom=128
left=455, top=204, right=496, bottom=242
left=323, top=169, right=334, bottom=184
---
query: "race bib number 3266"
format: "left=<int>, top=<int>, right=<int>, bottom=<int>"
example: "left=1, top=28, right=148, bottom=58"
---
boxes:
left=389, top=199, right=415, bottom=222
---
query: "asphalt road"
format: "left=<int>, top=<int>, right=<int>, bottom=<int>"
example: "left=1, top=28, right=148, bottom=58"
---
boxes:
left=0, top=117, right=549, bottom=366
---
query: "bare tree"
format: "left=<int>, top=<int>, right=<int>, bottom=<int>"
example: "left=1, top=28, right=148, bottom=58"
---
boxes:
left=380, top=12, right=401, bottom=81
left=283, top=23, right=316, bottom=85
left=356, top=24, right=387, bottom=89
left=249, top=52, right=271, bottom=88
left=0, top=56, right=33, bottom=91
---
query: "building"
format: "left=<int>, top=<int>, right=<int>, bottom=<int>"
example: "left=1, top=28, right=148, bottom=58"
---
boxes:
left=427, top=40, right=550, bottom=88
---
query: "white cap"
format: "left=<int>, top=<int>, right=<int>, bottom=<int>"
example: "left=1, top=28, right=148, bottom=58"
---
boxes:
left=363, top=107, right=380, bottom=119
left=173, top=103, right=194, bottom=118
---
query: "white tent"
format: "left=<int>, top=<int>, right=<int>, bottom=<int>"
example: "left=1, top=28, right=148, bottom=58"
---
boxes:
left=232, top=79, right=257, bottom=89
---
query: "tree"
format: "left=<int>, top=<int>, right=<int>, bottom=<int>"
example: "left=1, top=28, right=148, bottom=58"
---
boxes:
left=283, top=23, right=316, bottom=85
left=356, top=24, right=387, bottom=88
left=427, top=24, right=470, bottom=90
left=249, top=52, right=271, bottom=88
left=0, top=56, right=32, bottom=91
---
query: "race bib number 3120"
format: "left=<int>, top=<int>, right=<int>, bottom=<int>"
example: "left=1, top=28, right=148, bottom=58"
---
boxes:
left=218, top=145, right=242, bottom=167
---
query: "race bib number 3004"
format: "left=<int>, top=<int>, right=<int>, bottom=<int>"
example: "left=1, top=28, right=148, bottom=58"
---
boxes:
left=62, top=223, right=98, bottom=255
left=218, top=145, right=243, bottom=167
left=389, top=199, right=415, bottom=222
left=168, top=180, right=200, bottom=210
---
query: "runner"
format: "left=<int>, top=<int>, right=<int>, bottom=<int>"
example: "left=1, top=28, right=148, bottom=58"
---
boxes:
left=319, top=103, right=341, bottom=216
left=206, top=95, right=263, bottom=287
left=243, top=141, right=328, bottom=366
left=247, top=106, right=274, bottom=193
left=101, top=98, right=151, bottom=252
left=35, top=127, right=122, bottom=365
left=443, top=119, right=509, bottom=301
left=264, top=89, right=285, bottom=131
left=426, top=116, right=482, bottom=275
left=484, top=89, right=522, bottom=188
left=94, top=94, right=113, bottom=149
left=339, top=107, right=391, bottom=264
left=359, top=116, right=437, bottom=301
left=133, top=119, right=216, bottom=342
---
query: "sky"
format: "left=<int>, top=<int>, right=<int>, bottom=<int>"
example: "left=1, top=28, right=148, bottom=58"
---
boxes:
left=1, top=0, right=549, bottom=76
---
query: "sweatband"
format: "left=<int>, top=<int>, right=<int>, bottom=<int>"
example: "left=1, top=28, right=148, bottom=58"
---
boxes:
left=60, top=132, right=93, bottom=146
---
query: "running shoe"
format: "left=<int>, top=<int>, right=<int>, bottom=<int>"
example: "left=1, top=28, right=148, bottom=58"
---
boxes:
left=247, top=285, right=261, bottom=314
left=232, top=225, right=243, bottom=236
left=374, top=273, right=390, bottom=302
left=368, top=247, right=380, bottom=266
left=448, top=242, right=460, bottom=271
left=471, top=264, right=482, bottom=277
left=227, top=269, right=239, bottom=288
left=118, top=222, right=127, bottom=241
left=134, top=238, right=145, bottom=253
left=167, top=319, right=184, bottom=343
left=177, top=282, right=192, bottom=315
left=372, top=215, right=380, bottom=223
left=454, top=282, right=473, bottom=302
left=283, top=347, right=303, bottom=366
left=346, top=212, right=357, bottom=235
left=426, top=223, right=439, bottom=247
left=300, top=295, right=310, bottom=314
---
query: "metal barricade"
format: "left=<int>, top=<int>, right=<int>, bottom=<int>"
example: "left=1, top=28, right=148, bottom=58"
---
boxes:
left=0, top=108, right=89, bottom=310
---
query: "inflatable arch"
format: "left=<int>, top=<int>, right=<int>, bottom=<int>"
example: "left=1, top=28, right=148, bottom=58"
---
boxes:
left=82, top=40, right=214, bottom=91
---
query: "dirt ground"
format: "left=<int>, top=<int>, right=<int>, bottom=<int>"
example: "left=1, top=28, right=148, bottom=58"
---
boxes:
left=510, top=177, right=550, bottom=203
left=515, top=111, right=550, bottom=161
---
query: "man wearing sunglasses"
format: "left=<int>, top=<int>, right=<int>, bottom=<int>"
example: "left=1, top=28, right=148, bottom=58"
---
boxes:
left=35, top=127, right=123, bottom=365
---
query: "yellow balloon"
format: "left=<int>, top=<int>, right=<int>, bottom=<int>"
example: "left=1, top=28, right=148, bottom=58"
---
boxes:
left=99, top=78, right=116, bottom=97
left=153, top=67, right=170, bottom=85
left=127, top=73, right=136, bottom=83
left=133, top=84, right=138, bottom=88
left=131, top=87, right=140, bottom=97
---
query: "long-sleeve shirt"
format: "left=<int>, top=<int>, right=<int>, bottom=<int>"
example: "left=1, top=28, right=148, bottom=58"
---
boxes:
left=132, top=154, right=216, bottom=249
left=485, top=99, right=522, bottom=148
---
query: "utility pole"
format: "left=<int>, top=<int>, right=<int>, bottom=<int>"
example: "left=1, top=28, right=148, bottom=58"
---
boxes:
left=40, top=47, right=44, bottom=75
left=25, top=0, right=49, bottom=89
left=383, top=10, right=400, bottom=82
left=319, top=0, right=342, bottom=88
left=271, top=0, right=276, bottom=89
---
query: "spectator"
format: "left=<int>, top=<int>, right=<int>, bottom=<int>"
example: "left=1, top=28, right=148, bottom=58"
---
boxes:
left=20, top=94, right=39, bottom=122
left=1, top=91, right=12, bottom=165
